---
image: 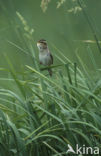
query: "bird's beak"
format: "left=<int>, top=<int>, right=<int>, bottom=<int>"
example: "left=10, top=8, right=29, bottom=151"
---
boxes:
left=37, top=42, right=39, bottom=45
left=37, top=42, right=41, bottom=47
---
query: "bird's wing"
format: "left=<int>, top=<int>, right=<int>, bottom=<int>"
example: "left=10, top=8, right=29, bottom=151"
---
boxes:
left=50, top=53, right=53, bottom=64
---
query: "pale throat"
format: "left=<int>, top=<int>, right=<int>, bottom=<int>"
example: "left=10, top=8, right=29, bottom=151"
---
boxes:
left=39, top=47, right=49, bottom=55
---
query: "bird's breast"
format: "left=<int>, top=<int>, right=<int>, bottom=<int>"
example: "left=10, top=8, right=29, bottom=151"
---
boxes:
left=39, top=53, right=52, bottom=66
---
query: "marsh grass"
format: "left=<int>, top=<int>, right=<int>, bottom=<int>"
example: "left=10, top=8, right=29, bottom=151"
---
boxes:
left=0, top=1, right=101, bottom=156
left=0, top=42, right=101, bottom=155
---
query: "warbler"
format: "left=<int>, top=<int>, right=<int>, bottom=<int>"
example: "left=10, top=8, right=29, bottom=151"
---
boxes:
left=37, top=39, right=53, bottom=76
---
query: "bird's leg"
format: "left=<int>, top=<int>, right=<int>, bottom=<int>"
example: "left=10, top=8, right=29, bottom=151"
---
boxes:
left=48, top=67, right=52, bottom=76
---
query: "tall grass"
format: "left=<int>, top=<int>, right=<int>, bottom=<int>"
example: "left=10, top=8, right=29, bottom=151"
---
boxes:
left=0, top=1, right=101, bottom=156
left=0, top=42, right=101, bottom=155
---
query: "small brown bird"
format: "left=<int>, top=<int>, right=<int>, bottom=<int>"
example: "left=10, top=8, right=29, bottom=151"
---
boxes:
left=37, top=39, right=53, bottom=76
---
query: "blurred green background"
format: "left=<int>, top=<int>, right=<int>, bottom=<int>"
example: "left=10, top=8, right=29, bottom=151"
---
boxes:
left=0, top=0, right=101, bottom=73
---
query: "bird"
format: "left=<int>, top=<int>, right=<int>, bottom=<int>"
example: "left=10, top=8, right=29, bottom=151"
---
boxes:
left=37, top=39, right=53, bottom=76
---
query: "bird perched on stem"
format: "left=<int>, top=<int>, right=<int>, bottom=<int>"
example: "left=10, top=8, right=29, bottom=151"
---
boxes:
left=37, top=39, right=53, bottom=76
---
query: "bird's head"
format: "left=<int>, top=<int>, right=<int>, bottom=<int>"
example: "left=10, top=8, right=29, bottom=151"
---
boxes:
left=37, top=39, right=48, bottom=51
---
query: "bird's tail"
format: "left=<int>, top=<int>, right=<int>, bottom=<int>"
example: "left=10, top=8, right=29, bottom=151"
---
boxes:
left=48, top=68, right=52, bottom=76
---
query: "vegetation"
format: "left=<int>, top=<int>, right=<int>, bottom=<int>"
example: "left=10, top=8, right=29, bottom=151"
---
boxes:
left=0, top=0, right=101, bottom=155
